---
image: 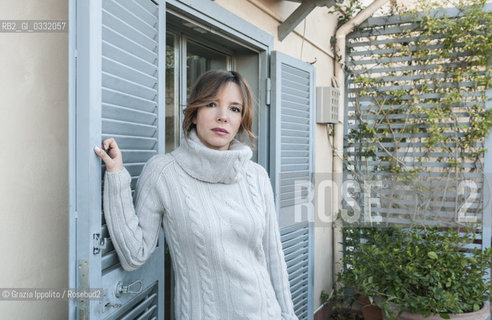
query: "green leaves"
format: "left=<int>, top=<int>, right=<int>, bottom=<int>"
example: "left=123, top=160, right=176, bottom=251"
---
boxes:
left=341, top=1, right=492, bottom=317
left=345, top=0, right=492, bottom=187
left=339, top=226, right=492, bottom=317
left=428, top=251, right=438, bottom=260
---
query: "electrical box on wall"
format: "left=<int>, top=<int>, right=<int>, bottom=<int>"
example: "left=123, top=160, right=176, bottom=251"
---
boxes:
left=316, top=86, right=340, bottom=124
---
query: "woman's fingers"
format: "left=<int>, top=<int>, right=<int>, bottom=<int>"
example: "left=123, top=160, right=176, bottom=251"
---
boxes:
left=94, top=137, right=124, bottom=172
left=94, top=145, right=113, bottom=162
left=103, top=137, right=118, bottom=151
left=102, top=138, right=119, bottom=158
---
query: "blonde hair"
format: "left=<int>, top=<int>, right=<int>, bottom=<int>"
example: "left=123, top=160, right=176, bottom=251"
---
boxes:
left=182, top=70, right=256, bottom=148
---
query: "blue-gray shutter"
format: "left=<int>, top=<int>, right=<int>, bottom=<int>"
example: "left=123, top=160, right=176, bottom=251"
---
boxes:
left=69, top=0, right=165, bottom=319
left=270, top=51, right=315, bottom=320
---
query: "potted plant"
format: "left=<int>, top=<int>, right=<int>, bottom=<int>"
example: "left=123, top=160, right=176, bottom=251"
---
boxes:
left=338, top=225, right=492, bottom=320
left=337, top=227, right=398, bottom=320
left=320, top=289, right=364, bottom=320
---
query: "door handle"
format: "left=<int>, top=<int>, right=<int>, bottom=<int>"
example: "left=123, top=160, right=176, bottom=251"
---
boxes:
left=115, top=279, right=143, bottom=298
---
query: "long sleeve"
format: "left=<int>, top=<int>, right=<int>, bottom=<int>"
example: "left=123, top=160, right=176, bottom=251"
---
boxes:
left=103, top=156, right=166, bottom=272
left=261, top=172, right=299, bottom=320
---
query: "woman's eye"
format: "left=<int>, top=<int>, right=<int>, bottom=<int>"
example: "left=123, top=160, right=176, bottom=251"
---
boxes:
left=207, top=102, right=216, bottom=107
left=231, top=106, right=241, bottom=113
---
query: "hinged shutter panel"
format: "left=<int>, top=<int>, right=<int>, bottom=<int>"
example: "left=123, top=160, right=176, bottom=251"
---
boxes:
left=69, top=0, right=165, bottom=319
left=270, top=51, right=315, bottom=320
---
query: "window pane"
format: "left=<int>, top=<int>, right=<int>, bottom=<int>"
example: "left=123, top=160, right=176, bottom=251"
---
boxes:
left=186, top=40, right=228, bottom=96
left=166, top=33, right=179, bottom=153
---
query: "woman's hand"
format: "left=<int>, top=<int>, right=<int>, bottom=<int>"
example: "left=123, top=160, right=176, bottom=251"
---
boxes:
left=94, top=138, right=124, bottom=172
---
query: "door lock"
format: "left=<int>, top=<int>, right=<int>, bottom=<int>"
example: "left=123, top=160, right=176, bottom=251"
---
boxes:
left=115, top=279, right=143, bottom=298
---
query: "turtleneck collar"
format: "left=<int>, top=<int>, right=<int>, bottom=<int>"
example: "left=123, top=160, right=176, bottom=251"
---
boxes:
left=170, top=128, right=253, bottom=184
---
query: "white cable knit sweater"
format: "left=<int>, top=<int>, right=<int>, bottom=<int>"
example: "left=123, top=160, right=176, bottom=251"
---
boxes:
left=103, top=128, right=298, bottom=320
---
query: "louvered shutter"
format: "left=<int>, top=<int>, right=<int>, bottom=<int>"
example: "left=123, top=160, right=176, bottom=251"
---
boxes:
left=270, top=51, right=315, bottom=320
left=344, top=8, right=490, bottom=230
left=69, top=0, right=165, bottom=319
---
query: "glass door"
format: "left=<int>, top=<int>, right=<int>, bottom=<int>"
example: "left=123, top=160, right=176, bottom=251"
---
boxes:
left=165, top=33, right=179, bottom=153
left=164, top=31, right=232, bottom=320
left=165, top=33, right=231, bottom=153
left=186, top=39, right=229, bottom=93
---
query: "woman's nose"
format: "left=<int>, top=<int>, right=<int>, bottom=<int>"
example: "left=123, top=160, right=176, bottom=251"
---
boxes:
left=216, top=106, right=228, bottom=122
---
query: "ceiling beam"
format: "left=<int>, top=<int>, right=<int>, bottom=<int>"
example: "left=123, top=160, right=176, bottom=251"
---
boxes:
left=278, top=0, right=340, bottom=41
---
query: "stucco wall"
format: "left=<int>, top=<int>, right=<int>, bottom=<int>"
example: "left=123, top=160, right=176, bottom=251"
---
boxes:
left=0, top=0, right=69, bottom=319
left=214, top=0, right=337, bottom=310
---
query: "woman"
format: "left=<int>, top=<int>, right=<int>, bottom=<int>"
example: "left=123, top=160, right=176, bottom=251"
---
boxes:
left=94, top=70, right=298, bottom=320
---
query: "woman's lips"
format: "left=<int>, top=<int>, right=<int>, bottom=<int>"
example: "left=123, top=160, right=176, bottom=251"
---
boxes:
left=212, top=128, right=228, bottom=135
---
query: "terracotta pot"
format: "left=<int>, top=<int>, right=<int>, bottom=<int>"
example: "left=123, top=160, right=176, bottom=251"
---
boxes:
left=356, top=294, right=383, bottom=320
left=386, top=303, right=490, bottom=320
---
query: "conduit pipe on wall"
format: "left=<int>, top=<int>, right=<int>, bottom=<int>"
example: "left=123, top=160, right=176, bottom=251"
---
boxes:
left=332, top=0, right=390, bottom=288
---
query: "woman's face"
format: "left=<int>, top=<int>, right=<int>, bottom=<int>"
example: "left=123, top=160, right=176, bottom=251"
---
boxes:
left=193, top=82, right=243, bottom=151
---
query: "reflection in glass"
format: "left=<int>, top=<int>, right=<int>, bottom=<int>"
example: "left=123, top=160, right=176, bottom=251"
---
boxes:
left=186, top=40, right=228, bottom=100
left=165, top=33, right=179, bottom=153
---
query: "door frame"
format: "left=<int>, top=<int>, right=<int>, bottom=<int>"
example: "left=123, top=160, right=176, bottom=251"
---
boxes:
left=165, top=0, right=274, bottom=169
